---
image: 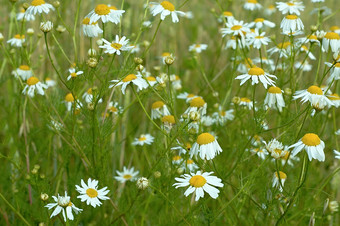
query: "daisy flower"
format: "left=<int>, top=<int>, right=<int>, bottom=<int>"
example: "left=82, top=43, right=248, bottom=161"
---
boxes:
left=289, top=133, right=325, bottom=161
left=173, top=171, right=223, bottom=201
left=248, top=18, right=275, bottom=29
left=145, top=76, right=158, bottom=87
left=243, top=0, right=262, bottom=11
left=150, top=1, right=185, bottom=23
left=7, top=34, right=25, bottom=47
left=190, top=132, right=222, bottom=160
left=334, top=150, right=340, bottom=159
left=201, top=115, right=215, bottom=127
left=246, top=30, right=271, bottom=49
left=132, top=134, right=154, bottom=146
left=293, top=85, right=333, bottom=109
left=221, top=19, right=251, bottom=46
left=82, top=88, right=103, bottom=104
left=280, top=15, right=304, bottom=33
left=82, top=18, right=103, bottom=38
left=67, top=68, right=83, bottom=81
left=225, top=36, right=243, bottom=50
left=115, top=167, right=139, bottom=183
left=222, top=11, right=234, bottom=21
left=322, top=32, right=340, bottom=53
left=177, top=92, right=199, bottom=102
left=267, top=41, right=291, bottom=58
left=107, top=5, right=125, bottom=24
left=297, top=34, right=320, bottom=46
left=328, top=93, right=340, bottom=107
left=170, top=74, right=182, bottom=90
left=189, top=44, right=208, bottom=53
left=151, top=101, right=171, bottom=119
left=265, top=139, right=286, bottom=159
left=161, top=115, right=176, bottom=131
left=45, top=77, right=56, bottom=87
left=239, top=97, right=254, bottom=110
left=280, top=150, right=299, bottom=166
left=264, top=86, right=285, bottom=112
left=109, top=73, right=148, bottom=94
left=64, top=93, right=82, bottom=112
left=272, top=171, right=287, bottom=192
left=108, top=102, right=123, bottom=115
left=182, top=159, right=199, bottom=172
left=99, top=35, right=133, bottom=55
left=22, top=77, right=48, bottom=97
left=12, top=65, right=33, bottom=80
left=331, top=26, right=340, bottom=35
left=45, top=192, right=82, bottom=222
left=294, top=61, right=312, bottom=72
left=87, top=4, right=125, bottom=24
left=250, top=148, right=268, bottom=160
left=76, top=178, right=110, bottom=208
left=276, top=1, right=305, bottom=15
left=212, top=108, right=234, bottom=125
left=265, top=5, right=276, bottom=16
left=184, top=97, right=207, bottom=116
left=235, top=67, right=277, bottom=89
left=300, top=45, right=316, bottom=60
left=25, top=0, right=54, bottom=16
left=17, top=8, right=35, bottom=21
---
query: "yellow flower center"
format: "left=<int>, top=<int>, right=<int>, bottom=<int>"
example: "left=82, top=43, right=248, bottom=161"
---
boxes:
left=301, top=133, right=321, bottom=146
left=186, top=143, right=192, bottom=150
left=286, top=15, right=298, bottom=20
left=82, top=18, right=90, bottom=25
left=139, top=136, right=147, bottom=141
left=268, top=86, right=282, bottom=94
left=277, top=42, right=291, bottom=49
left=231, top=25, right=242, bottom=31
left=152, top=101, right=165, bottom=109
left=20, top=8, right=26, bottom=13
left=328, top=93, right=340, bottom=100
left=86, top=188, right=98, bottom=198
left=123, top=74, right=137, bottom=82
left=123, top=174, right=132, bottom=180
left=255, top=36, right=264, bottom=39
left=254, top=18, right=264, bottom=23
left=189, top=175, right=207, bottom=188
left=241, top=97, right=251, bottom=102
left=65, top=93, right=74, bottom=102
left=223, top=11, right=233, bottom=17
left=187, top=94, right=195, bottom=98
left=161, top=115, right=175, bottom=124
left=248, top=67, right=265, bottom=76
left=247, top=0, right=258, bottom=3
left=324, top=32, right=340, bottom=40
left=330, top=26, right=340, bottom=31
left=162, top=52, right=171, bottom=57
left=309, top=35, right=317, bottom=40
left=71, top=72, right=77, bottom=78
left=161, top=1, right=175, bottom=11
left=334, top=63, right=340, bottom=68
left=147, top=76, right=156, bottom=81
left=190, top=97, right=206, bottom=108
left=110, top=106, right=118, bottom=112
left=87, top=88, right=93, bottom=94
left=19, top=65, right=30, bottom=71
left=109, top=6, right=118, bottom=10
left=111, top=43, right=123, bottom=50
left=27, top=76, right=39, bottom=86
left=172, top=155, right=181, bottom=161
left=287, top=2, right=295, bottom=6
left=95, top=4, right=110, bottom=15
left=197, top=133, right=215, bottom=145
left=187, top=159, right=194, bottom=164
left=307, top=85, right=323, bottom=95
left=31, top=0, right=45, bottom=6
left=14, top=34, right=25, bottom=39
left=275, top=171, right=287, bottom=179
left=220, top=111, right=226, bottom=116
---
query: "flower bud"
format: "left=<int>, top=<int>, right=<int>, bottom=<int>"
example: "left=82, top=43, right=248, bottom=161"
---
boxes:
left=31, top=168, right=38, bottom=174
left=136, top=177, right=149, bottom=190
left=189, top=111, right=200, bottom=121
left=40, top=21, right=53, bottom=33
left=53, top=1, right=60, bottom=8
left=87, top=58, right=98, bottom=68
left=165, top=56, right=174, bottom=65
left=310, top=25, right=317, bottom=32
left=87, top=48, right=97, bottom=57
left=177, top=167, right=184, bottom=174
left=40, top=193, right=49, bottom=201
left=232, top=96, right=241, bottom=105
left=134, top=57, right=143, bottom=65
left=96, top=39, right=103, bottom=46
left=87, top=103, right=94, bottom=111
left=284, top=88, right=292, bottom=96
left=136, top=64, right=144, bottom=71
left=23, top=3, right=29, bottom=10
left=27, top=28, right=34, bottom=35
left=0, top=33, right=4, bottom=42
left=329, top=201, right=339, bottom=213
left=56, top=25, right=66, bottom=33
left=154, top=171, right=161, bottom=178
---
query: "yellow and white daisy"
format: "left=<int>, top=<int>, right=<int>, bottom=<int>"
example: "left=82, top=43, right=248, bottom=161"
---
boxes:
left=212, top=108, right=234, bottom=125
left=82, top=18, right=103, bottom=38
left=243, top=0, right=262, bottom=11
left=238, top=97, right=254, bottom=110
left=170, top=74, right=182, bottom=90
left=250, top=148, right=268, bottom=160
left=25, top=0, right=54, bottom=16
left=265, top=138, right=286, bottom=159
left=108, top=101, right=123, bottom=115
left=100, top=35, right=133, bottom=55
left=177, top=92, right=199, bottom=103
left=267, top=41, right=291, bottom=58
left=280, top=15, right=304, bottom=33
left=67, top=68, right=83, bottom=81
left=248, top=18, right=275, bottom=29
left=300, top=45, right=316, bottom=60
left=289, top=133, right=325, bottom=161
left=173, top=171, right=224, bottom=201
left=280, top=149, right=299, bottom=166
left=130, top=44, right=140, bottom=53
left=150, top=1, right=185, bottom=23
left=184, top=97, right=207, bottom=116
left=114, top=167, right=139, bottom=183
left=328, top=93, right=340, bottom=107
left=45, top=191, right=82, bottom=222
left=264, top=86, right=285, bottom=112
left=161, top=115, right=176, bottom=131
left=181, top=159, right=199, bottom=172
left=87, top=4, right=125, bottom=24
left=331, top=26, right=340, bottom=35
left=190, top=132, right=222, bottom=160
left=64, top=93, right=82, bottom=112
left=145, top=75, right=158, bottom=87
left=265, top=5, right=276, bottom=16
left=189, top=44, right=208, bottom=53
left=7, top=34, right=25, bottom=47
left=109, top=73, right=148, bottom=94
left=235, top=67, right=276, bottom=89
left=325, top=62, right=340, bottom=83
left=225, top=36, right=243, bottom=50
left=17, top=8, right=35, bottom=21
left=221, top=19, right=251, bottom=46
left=107, top=5, right=125, bottom=24
left=12, top=65, right=33, bottom=80
left=151, top=101, right=171, bottom=119
left=222, top=11, right=234, bottom=22
left=132, top=134, right=154, bottom=146
left=294, top=60, right=312, bottom=72
left=293, top=85, right=333, bottom=109
left=22, top=77, right=48, bottom=97
left=246, top=30, right=271, bottom=49
left=201, top=115, right=215, bottom=127
left=272, top=171, right=287, bottom=192
left=322, top=32, right=340, bottom=53
left=297, top=34, right=320, bottom=46
left=82, top=88, right=103, bottom=104
left=276, top=1, right=305, bottom=15
left=75, top=178, right=110, bottom=208
left=45, top=77, right=56, bottom=87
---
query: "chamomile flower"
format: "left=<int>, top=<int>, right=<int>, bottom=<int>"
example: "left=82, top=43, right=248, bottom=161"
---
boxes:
left=7, top=34, right=25, bottom=47
left=151, top=101, right=171, bottom=119
left=212, top=108, right=234, bottom=125
left=293, top=85, right=333, bottom=109
left=17, top=8, right=35, bottom=21
left=221, top=20, right=251, bottom=46
left=280, top=15, right=304, bottom=33
left=161, top=115, right=176, bottom=131
left=108, top=102, right=123, bottom=115
left=182, top=159, right=199, bottom=172
left=75, top=178, right=110, bottom=208
left=177, top=92, right=199, bottom=102
left=132, top=134, right=154, bottom=146
left=249, top=18, right=275, bottom=29
left=272, top=171, right=287, bottom=192
left=189, top=44, right=208, bottom=53
left=82, top=88, right=102, bottom=104
left=265, top=5, right=276, bottom=16
left=246, top=30, right=271, bottom=49
left=82, top=18, right=103, bottom=38
left=297, top=34, right=320, bottom=45
left=300, top=45, right=316, bottom=60
left=173, top=171, right=223, bottom=201
left=265, top=139, right=286, bottom=159
left=107, top=5, right=125, bottom=24
left=114, top=167, right=139, bottom=183
left=172, top=155, right=183, bottom=165
left=22, top=77, right=48, bottom=97
left=45, top=78, right=56, bottom=87
left=225, top=36, right=243, bottom=50
left=150, top=1, right=185, bottom=23
left=190, top=132, right=222, bottom=160
left=322, top=32, right=340, bottom=53
left=331, top=26, right=340, bottom=35
left=264, top=86, right=285, bottom=112
left=276, top=1, right=305, bottom=15
left=45, top=192, right=82, bottom=222
left=100, top=36, right=133, bottom=55
left=222, top=11, right=234, bottom=21
left=110, top=73, right=148, bottom=94
left=244, top=0, right=262, bottom=11
left=12, top=65, right=33, bottom=80
left=328, top=93, right=340, bottom=107
left=26, top=0, right=54, bottom=16
left=280, top=150, right=299, bottom=166
left=235, top=67, right=276, bottom=89
left=289, top=133, right=325, bottom=161
left=239, top=97, right=254, bottom=110
left=87, top=4, right=124, bottom=24
left=67, top=68, right=83, bottom=81
left=145, top=76, right=158, bottom=87
left=267, top=42, right=291, bottom=58
left=161, top=52, right=175, bottom=64
left=184, top=97, right=207, bottom=116
left=294, top=60, right=312, bottom=72
left=64, top=93, right=82, bottom=112
left=250, top=148, right=268, bottom=160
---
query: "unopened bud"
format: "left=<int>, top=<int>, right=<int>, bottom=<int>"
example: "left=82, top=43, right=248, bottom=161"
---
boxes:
left=136, top=64, right=144, bottom=71
left=53, top=1, right=60, bottom=8
left=136, top=177, right=149, bottom=190
left=96, top=39, right=103, bottom=46
left=31, top=168, right=38, bottom=174
left=213, top=103, right=219, bottom=108
left=134, top=57, right=143, bottom=64
left=87, top=103, right=94, bottom=111
left=87, top=58, right=98, bottom=68
left=189, top=111, right=200, bottom=121
left=177, top=167, right=184, bottom=174
left=40, top=21, right=53, bottom=33
left=56, top=25, right=66, bottom=33
left=87, top=48, right=96, bottom=57
left=165, top=56, right=174, bottom=65
left=40, top=193, right=49, bottom=201
left=154, top=171, right=161, bottom=178
left=232, top=96, right=241, bottom=105
left=310, top=25, right=317, bottom=32
left=143, top=40, right=150, bottom=47
left=284, top=88, right=292, bottom=95
left=0, top=33, right=4, bottom=42
left=27, top=28, right=34, bottom=35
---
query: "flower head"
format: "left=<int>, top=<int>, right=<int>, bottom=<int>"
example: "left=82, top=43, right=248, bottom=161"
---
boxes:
left=75, top=178, right=110, bottom=208
left=190, top=132, right=222, bottom=160
left=289, top=133, right=325, bottom=161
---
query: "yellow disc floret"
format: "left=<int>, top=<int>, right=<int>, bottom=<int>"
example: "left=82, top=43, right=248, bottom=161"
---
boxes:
left=301, top=133, right=321, bottom=146
left=31, top=0, right=45, bottom=6
left=190, top=97, right=205, bottom=108
left=189, top=175, right=207, bottom=188
left=86, top=188, right=98, bottom=198
left=196, top=133, right=215, bottom=145
left=324, top=32, right=340, bottom=40
left=307, top=85, right=323, bottom=95
left=161, top=115, right=175, bottom=124
left=248, top=67, right=265, bottom=76
left=27, top=76, right=39, bottom=86
left=82, top=18, right=90, bottom=25
left=254, top=18, right=264, bottom=23
left=172, top=155, right=181, bottom=161
left=65, top=93, right=75, bottom=102
left=139, top=136, right=147, bottom=141
left=275, top=171, right=287, bottom=179
left=152, top=101, right=165, bottom=109
left=231, top=25, right=242, bottom=31
left=111, top=43, right=122, bottom=50
left=19, top=65, right=30, bottom=71
left=268, top=86, right=282, bottom=94
left=161, top=1, right=175, bottom=11
left=95, top=4, right=110, bottom=15
left=123, top=74, right=137, bottom=82
left=286, top=15, right=298, bottom=20
left=223, top=11, right=233, bottom=17
left=123, top=174, right=132, bottom=180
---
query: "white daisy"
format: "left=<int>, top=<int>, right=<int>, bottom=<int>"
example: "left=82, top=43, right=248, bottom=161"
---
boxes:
left=107, top=5, right=125, bottom=24
left=331, top=26, right=340, bottom=35
left=201, top=115, right=215, bottom=127
left=161, top=115, right=176, bottom=132
left=272, top=171, right=287, bottom=192
left=222, top=11, right=234, bottom=22
left=190, top=132, right=222, bottom=160
left=264, top=86, right=285, bottom=112
left=293, top=85, right=334, bottom=110
left=300, top=45, right=316, bottom=60
left=250, top=148, right=268, bottom=160
left=280, top=15, right=304, bottom=33
left=64, top=93, right=82, bottom=112
left=280, top=149, right=299, bottom=166
left=76, top=178, right=110, bottom=208
left=7, top=34, right=25, bottom=47
left=82, top=88, right=103, bottom=104
left=267, top=41, right=292, bottom=58
left=212, top=108, right=234, bottom=125
left=151, top=101, right=171, bottom=119
left=170, top=74, right=182, bottom=90
left=161, top=52, right=175, bottom=64
left=82, top=17, right=103, bottom=38
left=248, top=18, right=275, bottom=29
left=294, top=60, right=312, bottom=72
left=67, top=68, right=83, bottom=81
left=99, top=35, right=133, bottom=55
left=22, top=77, right=48, bottom=97
left=87, top=4, right=125, bottom=24
left=182, top=159, right=199, bottom=172
left=114, top=167, right=139, bottom=183
left=322, top=32, right=340, bottom=53
left=239, top=97, right=254, bottom=110
left=221, top=19, right=251, bottom=46
left=177, top=92, right=199, bottom=103
left=189, top=44, right=208, bottom=53
left=265, top=5, right=276, bottom=16
left=25, top=0, right=54, bottom=16
left=276, top=1, right=305, bottom=16
left=109, top=73, right=148, bottom=94
left=145, top=76, right=158, bottom=87
left=235, top=67, right=277, bottom=89
left=45, top=77, right=56, bottom=87
left=150, top=1, right=185, bottom=23
left=108, top=101, right=123, bottom=115
left=289, top=133, right=325, bottom=162
left=246, top=29, right=271, bottom=49
left=243, top=0, right=262, bottom=11
left=265, top=139, right=286, bottom=159
left=132, top=134, right=154, bottom=146
left=325, top=62, right=340, bottom=83
left=184, top=97, right=207, bottom=116
left=45, top=191, right=82, bottom=222
left=173, top=171, right=224, bottom=201
left=12, top=65, right=33, bottom=80
left=17, top=8, right=35, bottom=21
